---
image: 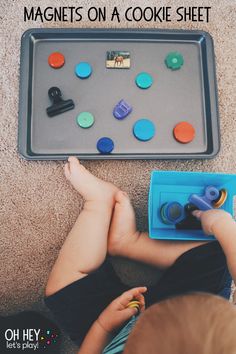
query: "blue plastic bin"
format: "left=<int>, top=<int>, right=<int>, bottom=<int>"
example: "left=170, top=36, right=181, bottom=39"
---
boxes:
left=148, top=171, right=236, bottom=241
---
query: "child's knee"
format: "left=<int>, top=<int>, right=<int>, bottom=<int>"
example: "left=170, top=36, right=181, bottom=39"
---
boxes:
left=45, top=277, right=56, bottom=297
left=45, top=270, right=87, bottom=297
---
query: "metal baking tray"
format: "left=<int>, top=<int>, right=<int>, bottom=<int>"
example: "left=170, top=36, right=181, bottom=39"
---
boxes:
left=18, top=28, right=220, bottom=160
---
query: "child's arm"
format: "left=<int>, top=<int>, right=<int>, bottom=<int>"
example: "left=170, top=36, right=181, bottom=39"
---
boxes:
left=118, top=232, right=207, bottom=269
left=77, top=321, right=111, bottom=354
left=193, top=209, right=236, bottom=284
left=78, top=287, right=146, bottom=354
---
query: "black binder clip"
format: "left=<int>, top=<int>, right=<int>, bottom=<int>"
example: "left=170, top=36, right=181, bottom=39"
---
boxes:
left=46, top=87, right=75, bottom=117
left=176, top=203, right=202, bottom=230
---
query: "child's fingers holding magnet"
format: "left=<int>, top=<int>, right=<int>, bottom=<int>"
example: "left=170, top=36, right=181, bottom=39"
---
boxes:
left=130, top=294, right=146, bottom=311
left=121, top=302, right=140, bottom=320
left=118, top=287, right=147, bottom=308
left=123, top=287, right=147, bottom=313
left=127, top=300, right=141, bottom=312
left=127, top=294, right=146, bottom=312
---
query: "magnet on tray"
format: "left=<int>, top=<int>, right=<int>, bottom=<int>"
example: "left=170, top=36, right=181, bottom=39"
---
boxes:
left=113, top=99, right=132, bottom=120
left=46, top=87, right=75, bottom=117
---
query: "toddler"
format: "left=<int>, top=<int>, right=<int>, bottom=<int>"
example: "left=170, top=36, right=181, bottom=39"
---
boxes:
left=123, top=293, right=236, bottom=354
left=45, top=157, right=236, bottom=353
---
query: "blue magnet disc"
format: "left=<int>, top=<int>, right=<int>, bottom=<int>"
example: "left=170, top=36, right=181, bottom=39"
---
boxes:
left=160, top=202, right=185, bottom=225
left=135, top=72, right=153, bottom=89
left=97, top=137, right=114, bottom=154
left=75, top=62, right=92, bottom=79
left=133, top=119, right=155, bottom=141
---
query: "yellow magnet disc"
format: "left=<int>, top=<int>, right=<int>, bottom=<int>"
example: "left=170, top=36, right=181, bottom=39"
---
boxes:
left=128, top=304, right=140, bottom=310
left=127, top=300, right=140, bottom=305
left=127, top=300, right=141, bottom=309
left=213, top=189, right=228, bottom=208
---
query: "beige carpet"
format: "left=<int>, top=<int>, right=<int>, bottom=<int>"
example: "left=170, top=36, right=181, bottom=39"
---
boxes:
left=1, top=0, right=236, bottom=352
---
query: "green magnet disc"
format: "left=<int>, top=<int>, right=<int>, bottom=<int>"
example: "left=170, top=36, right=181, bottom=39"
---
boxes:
left=165, top=52, right=184, bottom=70
left=76, top=112, right=95, bottom=128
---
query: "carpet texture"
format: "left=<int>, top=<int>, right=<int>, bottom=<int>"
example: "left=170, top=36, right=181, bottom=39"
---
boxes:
left=1, top=0, right=236, bottom=352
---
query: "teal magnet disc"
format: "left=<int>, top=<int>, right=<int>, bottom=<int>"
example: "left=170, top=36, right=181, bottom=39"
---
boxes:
left=75, top=62, right=92, bottom=79
left=135, top=72, right=153, bottom=89
left=165, top=52, right=184, bottom=70
left=133, top=119, right=155, bottom=141
left=76, top=112, right=94, bottom=128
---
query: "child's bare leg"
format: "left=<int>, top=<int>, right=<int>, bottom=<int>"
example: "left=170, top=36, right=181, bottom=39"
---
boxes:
left=45, top=157, right=119, bottom=297
left=108, top=191, right=207, bottom=269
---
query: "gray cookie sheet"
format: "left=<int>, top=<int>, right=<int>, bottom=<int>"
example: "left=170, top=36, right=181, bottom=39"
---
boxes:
left=18, top=28, right=220, bottom=160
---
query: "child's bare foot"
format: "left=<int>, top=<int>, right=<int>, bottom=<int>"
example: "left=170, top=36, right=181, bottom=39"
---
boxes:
left=64, top=157, right=119, bottom=202
left=108, top=191, right=138, bottom=256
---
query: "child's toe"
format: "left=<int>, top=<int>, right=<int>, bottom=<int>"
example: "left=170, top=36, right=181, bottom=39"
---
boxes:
left=115, top=190, right=130, bottom=204
left=64, top=163, right=71, bottom=179
left=68, top=156, right=80, bottom=165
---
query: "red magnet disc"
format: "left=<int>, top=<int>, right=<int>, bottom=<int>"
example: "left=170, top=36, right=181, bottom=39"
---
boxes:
left=48, top=52, right=65, bottom=69
left=173, top=121, right=195, bottom=144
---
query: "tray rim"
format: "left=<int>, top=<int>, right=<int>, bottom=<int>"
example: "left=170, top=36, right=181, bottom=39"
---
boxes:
left=18, top=28, right=220, bottom=161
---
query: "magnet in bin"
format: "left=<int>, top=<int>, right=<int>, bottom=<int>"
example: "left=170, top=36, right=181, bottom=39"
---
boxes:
left=189, top=186, right=227, bottom=211
left=160, top=202, right=185, bottom=225
left=176, top=203, right=202, bottom=230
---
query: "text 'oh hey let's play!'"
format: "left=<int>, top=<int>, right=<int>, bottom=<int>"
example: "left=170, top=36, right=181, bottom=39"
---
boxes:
left=24, top=6, right=211, bottom=23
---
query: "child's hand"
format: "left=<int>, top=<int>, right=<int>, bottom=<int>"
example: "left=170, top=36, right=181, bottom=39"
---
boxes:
left=97, top=287, right=147, bottom=333
left=192, top=209, right=232, bottom=235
